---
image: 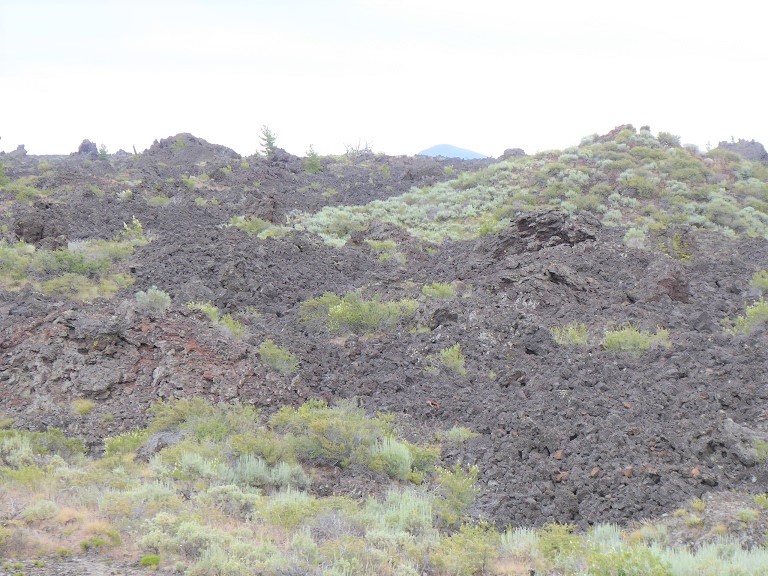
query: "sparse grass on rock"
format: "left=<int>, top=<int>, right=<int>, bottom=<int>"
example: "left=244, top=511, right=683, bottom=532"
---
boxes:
left=602, top=325, right=671, bottom=356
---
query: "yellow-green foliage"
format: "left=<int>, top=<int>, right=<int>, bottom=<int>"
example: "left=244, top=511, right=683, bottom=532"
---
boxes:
left=363, top=239, right=404, bottom=263
left=258, top=339, right=299, bottom=375
left=71, top=399, right=96, bottom=416
left=433, top=464, right=479, bottom=528
left=431, top=522, right=499, bottom=576
left=602, top=325, right=671, bottom=356
left=724, top=299, right=768, bottom=334
left=0, top=219, right=146, bottom=299
left=755, top=439, right=768, bottom=464
left=754, top=494, right=768, bottom=509
left=187, top=301, right=246, bottom=338
left=227, top=215, right=271, bottom=235
left=421, top=281, right=456, bottom=298
left=751, top=270, right=768, bottom=293
left=551, top=322, right=588, bottom=346
left=300, top=291, right=418, bottom=334
left=438, top=343, right=467, bottom=376
left=1, top=175, right=44, bottom=200
left=438, top=426, right=479, bottom=444
left=228, top=215, right=291, bottom=239
left=147, top=194, right=170, bottom=207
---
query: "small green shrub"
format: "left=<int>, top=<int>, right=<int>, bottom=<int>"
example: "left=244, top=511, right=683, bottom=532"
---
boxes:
left=725, top=299, right=768, bottom=334
left=147, top=195, right=170, bottom=207
left=550, top=322, right=588, bottom=346
left=623, top=227, right=648, bottom=249
left=228, top=215, right=272, bottom=236
left=187, top=302, right=245, bottom=338
left=368, top=437, right=413, bottom=480
left=751, top=270, right=768, bottom=293
left=258, top=339, right=299, bottom=374
left=140, top=554, right=161, bottom=568
left=135, top=286, right=172, bottom=317
left=431, top=522, right=499, bottom=576
left=587, top=544, right=669, bottom=576
left=753, top=494, right=768, bottom=509
left=421, top=282, right=456, bottom=298
left=436, top=343, right=467, bottom=376
left=300, top=291, right=418, bottom=334
left=602, top=325, right=671, bottom=356
left=71, top=399, right=95, bottom=416
left=438, top=426, right=478, bottom=444
left=538, top=523, right=582, bottom=559
left=433, top=464, right=479, bottom=528
left=736, top=508, right=760, bottom=523
left=19, top=499, right=59, bottom=522
left=755, top=439, right=768, bottom=464
left=104, top=429, right=150, bottom=456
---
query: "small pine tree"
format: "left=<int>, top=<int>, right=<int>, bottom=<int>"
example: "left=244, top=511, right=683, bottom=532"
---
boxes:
left=260, top=125, right=277, bottom=157
left=305, top=145, right=322, bottom=174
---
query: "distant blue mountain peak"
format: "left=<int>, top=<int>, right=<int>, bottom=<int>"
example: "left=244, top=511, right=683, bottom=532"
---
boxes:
left=417, top=144, right=487, bottom=160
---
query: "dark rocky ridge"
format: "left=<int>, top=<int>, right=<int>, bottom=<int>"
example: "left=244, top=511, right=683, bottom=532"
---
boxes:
left=1, top=132, right=768, bottom=530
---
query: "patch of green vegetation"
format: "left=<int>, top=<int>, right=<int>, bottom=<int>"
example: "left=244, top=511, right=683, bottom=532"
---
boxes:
left=71, top=399, right=95, bottom=416
left=139, top=553, right=161, bottom=568
left=736, top=508, right=760, bottom=523
left=187, top=301, right=246, bottom=338
left=755, top=439, right=768, bottom=464
left=259, top=125, right=277, bottom=157
left=0, top=175, right=45, bottom=200
left=551, top=322, right=588, bottom=346
left=304, top=145, right=322, bottom=174
left=227, top=215, right=291, bottom=239
left=0, top=220, right=146, bottom=300
left=300, top=291, right=418, bottom=334
left=258, top=339, right=299, bottom=375
left=724, top=299, right=768, bottom=334
left=295, top=126, right=768, bottom=249
left=602, top=325, right=671, bottom=357
left=753, top=494, right=768, bottom=509
left=146, top=194, right=170, bottom=207
left=436, top=343, right=467, bottom=376
left=421, top=281, right=456, bottom=298
left=750, top=270, right=768, bottom=293
left=135, top=286, right=172, bottom=318
left=438, top=426, right=479, bottom=444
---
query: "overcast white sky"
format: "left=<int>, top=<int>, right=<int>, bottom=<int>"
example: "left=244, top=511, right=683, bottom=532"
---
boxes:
left=1, top=0, right=765, bottom=157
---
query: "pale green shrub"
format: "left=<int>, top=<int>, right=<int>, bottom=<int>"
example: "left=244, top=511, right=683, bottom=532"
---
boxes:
left=431, top=522, right=498, bottom=576
left=550, top=322, right=588, bottom=346
left=269, top=461, right=310, bottom=489
left=602, top=326, right=671, bottom=356
left=19, top=499, right=59, bottom=522
left=433, top=464, right=479, bottom=528
left=437, top=343, right=467, bottom=376
left=187, top=302, right=245, bottom=338
left=135, top=286, right=172, bottom=317
left=368, top=437, right=413, bottom=480
left=422, top=282, right=456, bottom=298
left=300, top=291, right=418, bottom=334
left=724, top=299, right=768, bottom=334
left=258, top=339, right=299, bottom=374
left=438, top=426, right=478, bottom=444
